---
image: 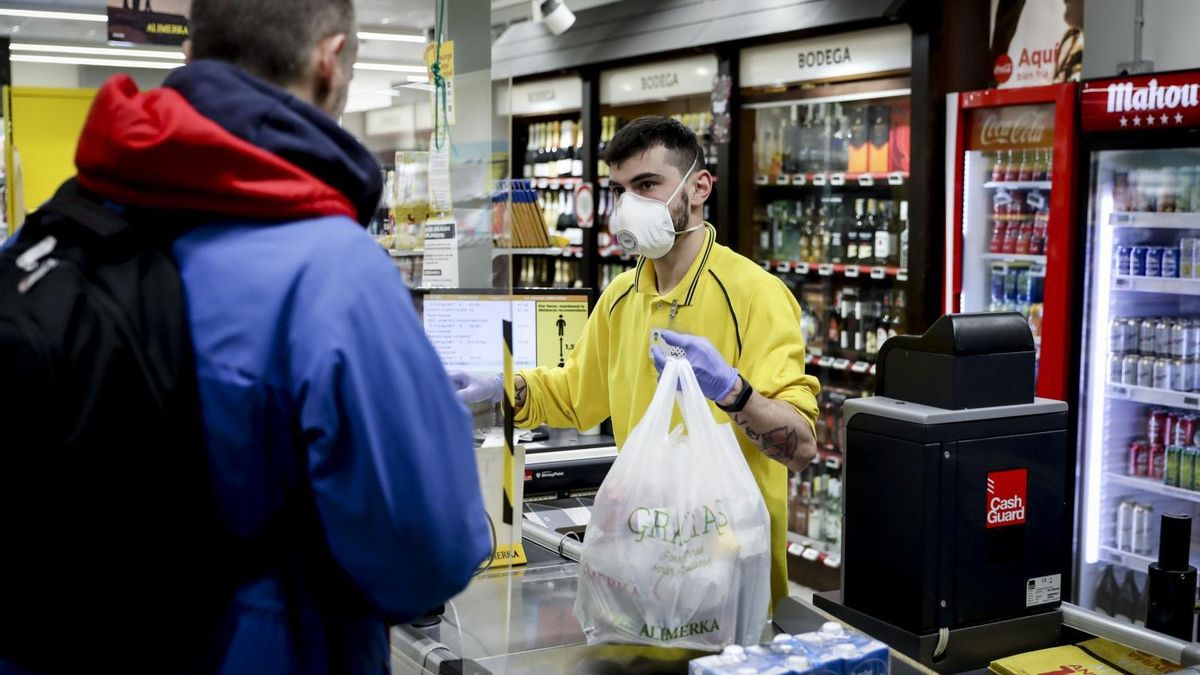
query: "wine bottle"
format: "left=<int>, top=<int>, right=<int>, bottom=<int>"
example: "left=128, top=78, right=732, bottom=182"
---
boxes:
left=847, top=199, right=864, bottom=261
left=898, top=200, right=910, bottom=270
left=874, top=199, right=891, bottom=266
left=1115, top=569, right=1139, bottom=622
left=857, top=198, right=875, bottom=262
left=1094, top=565, right=1119, bottom=616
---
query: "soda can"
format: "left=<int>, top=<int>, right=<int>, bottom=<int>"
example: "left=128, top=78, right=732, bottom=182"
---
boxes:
left=1123, top=318, right=1139, bottom=351
left=1164, top=246, right=1180, bottom=278
left=1189, top=320, right=1200, bottom=355
left=1176, top=414, right=1196, bottom=445
left=1117, top=500, right=1135, bottom=551
left=1116, top=246, right=1133, bottom=276
left=1138, top=355, right=1156, bottom=387
left=1173, top=321, right=1189, bottom=358
left=1156, top=319, right=1172, bottom=356
left=1165, top=412, right=1179, bottom=448
left=1173, top=359, right=1190, bottom=391
left=1129, top=441, right=1151, bottom=477
left=1140, top=318, right=1157, bottom=354
left=1111, top=319, right=1129, bottom=353
left=1183, top=239, right=1198, bottom=278
left=1132, top=503, right=1154, bottom=555
left=1149, top=408, right=1169, bottom=446
left=1179, top=359, right=1197, bottom=392
left=1123, top=354, right=1141, bottom=384
left=1193, top=239, right=1200, bottom=278
left=1166, top=445, right=1183, bottom=487
left=1131, top=246, right=1149, bottom=276
left=1147, top=246, right=1164, bottom=277
left=1150, top=444, right=1167, bottom=480
left=1109, top=353, right=1124, bottom=383
left=1154, top=356, right=1173, bottom=389
left=1182, top=446, right=1198, bottom=491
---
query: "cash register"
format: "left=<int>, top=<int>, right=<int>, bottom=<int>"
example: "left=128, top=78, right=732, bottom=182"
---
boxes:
left=813, top=312, right=1069, bottom=672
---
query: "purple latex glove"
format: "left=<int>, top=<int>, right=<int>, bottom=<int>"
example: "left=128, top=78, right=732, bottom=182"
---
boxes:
left=650, top=329, right=739, bottom=401
left=449, top=371, right=504, bottom=404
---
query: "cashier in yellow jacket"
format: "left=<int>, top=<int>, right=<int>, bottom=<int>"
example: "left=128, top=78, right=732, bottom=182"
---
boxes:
left=452, top=116, right=821, bottom=606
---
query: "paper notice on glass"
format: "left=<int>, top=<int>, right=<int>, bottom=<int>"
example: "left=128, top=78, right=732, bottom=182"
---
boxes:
left=422, top=218, right=459, bottom=288
left=424, top=41, right=456, bottom=126
left=429, top=148, right=453, bottom=212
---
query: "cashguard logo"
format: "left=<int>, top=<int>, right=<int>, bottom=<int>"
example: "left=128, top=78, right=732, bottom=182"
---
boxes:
left=986, top=468, right=1027, bottom=528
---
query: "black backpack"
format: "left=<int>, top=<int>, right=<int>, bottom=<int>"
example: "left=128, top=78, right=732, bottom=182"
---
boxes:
left=0, top=180, right=234, bottom=673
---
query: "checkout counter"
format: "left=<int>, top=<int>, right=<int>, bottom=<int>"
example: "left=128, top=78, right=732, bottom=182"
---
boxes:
left=392, top=314, right=1200, bottom=674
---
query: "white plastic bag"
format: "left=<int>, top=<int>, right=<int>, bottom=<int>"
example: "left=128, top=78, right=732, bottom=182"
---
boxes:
left=574, top=357, right=772, bottom=649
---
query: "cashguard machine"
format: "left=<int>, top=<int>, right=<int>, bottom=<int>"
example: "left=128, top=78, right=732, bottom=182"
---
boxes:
left=815, top=313, right=1069, bottom=672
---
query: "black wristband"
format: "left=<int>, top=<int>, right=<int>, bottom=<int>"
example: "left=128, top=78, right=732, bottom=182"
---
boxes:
left=716, top=375, right=753, bottom=414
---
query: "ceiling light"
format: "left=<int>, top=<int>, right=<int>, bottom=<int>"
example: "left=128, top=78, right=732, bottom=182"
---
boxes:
left=357, top=31, right=425, bottom=43
left=12, top=43, right=184, bottom=59
left=11, top=54, right=181, bottom=70
left=354, top=62, right=426, bottom=73
left=0, top=8, right=106, bottom=22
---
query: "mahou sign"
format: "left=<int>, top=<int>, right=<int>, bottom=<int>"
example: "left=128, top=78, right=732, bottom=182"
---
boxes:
left=967, top=103, right=1055, bottom=151
left=1083, top=72, right=1200, bottom=133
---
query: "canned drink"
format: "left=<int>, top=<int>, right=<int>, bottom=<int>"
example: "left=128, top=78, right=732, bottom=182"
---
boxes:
left=1176, top=414, right=1196, bottom=445
left=1123, top=354, right=1142, bottom=384
left=1117, top=500, right=1135, bottom=551
left=1189, top=320, right=1200, bottom=355
left=1109, top=353, right=1124, bottom=383
left=1123, top=318, right=1140, bottom=351
left=1112, top=319, right=1130, bottom=353
left=1182, top=238, right=1198, bottom=278
left=1116, top=245, right=1133, bottom=276
left=1173, top=359, right=1190, bottom=391
left=1140, top=318, right=1158, bottom=354
left=1164, top=246, right=1180, bottom=278
left=1132, top=503, right=1154, bottom=555
left=1149, top=408, right=1169, bottom=446
left=1150, top=444, right=1167, bottom=480
left=1147, top=246, right=1164, bottom=277
left=1154, top=357, right=1173, bottom=389
left=1129, top=441, right=1151, bottom=477
left=1182, top=446, right=1198, bottom=491
left=1180, top=359, right=1197, bottom=392
left=1173, top=321, right=1189, bottom=358
left=1131, top=246, right=1149, bottom=276
left=1166, top=445, right=1183, bottom=487
left=1165, top=412, right=1180, bottom=448
left=1138, top=355, right=1156, bottom=387
left=1156, top=320, right=1173, bottom=356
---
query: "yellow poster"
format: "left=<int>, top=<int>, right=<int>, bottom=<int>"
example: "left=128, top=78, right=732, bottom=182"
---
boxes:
left=424, top=40, right=456, bottom=127
left=536, top=301, right=588, bottom=368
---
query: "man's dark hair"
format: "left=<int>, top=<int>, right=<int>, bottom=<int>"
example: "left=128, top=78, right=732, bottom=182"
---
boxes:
left=189, top=0, right=357, bottom=86
left=602, top=116, right=703, bottom=177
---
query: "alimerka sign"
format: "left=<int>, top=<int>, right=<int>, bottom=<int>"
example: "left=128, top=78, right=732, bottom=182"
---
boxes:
left=1083, top=73, right=1200, bottom=133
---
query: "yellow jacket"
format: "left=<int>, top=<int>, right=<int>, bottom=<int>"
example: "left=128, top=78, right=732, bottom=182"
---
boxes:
left=517, top=224, right=821, bottom=606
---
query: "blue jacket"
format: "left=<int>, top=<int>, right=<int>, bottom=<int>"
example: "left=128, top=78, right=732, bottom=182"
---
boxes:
left=1, top=62, right=492, bottom=675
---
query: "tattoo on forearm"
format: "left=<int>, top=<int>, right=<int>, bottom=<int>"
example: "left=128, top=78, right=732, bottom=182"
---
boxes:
left=731, top=413, right=800, bottom=465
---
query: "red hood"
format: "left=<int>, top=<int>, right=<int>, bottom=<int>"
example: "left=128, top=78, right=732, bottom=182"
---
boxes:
left=75, top=75, right=357, bottom=221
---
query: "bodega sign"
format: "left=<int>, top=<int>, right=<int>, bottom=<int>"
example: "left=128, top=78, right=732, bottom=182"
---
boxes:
left=1083, top=72, right=1200, bottom=133
left=986, top=469, right=1027, bottom=529
left=740, top=25, right=911, bottom=88
left=600, top=55, right=717, bottom=106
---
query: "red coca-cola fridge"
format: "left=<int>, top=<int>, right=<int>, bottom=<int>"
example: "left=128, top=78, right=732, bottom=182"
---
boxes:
left=944, top=84, right=1080, bottom=401
left=1075, top=70, right=1200, bottom=632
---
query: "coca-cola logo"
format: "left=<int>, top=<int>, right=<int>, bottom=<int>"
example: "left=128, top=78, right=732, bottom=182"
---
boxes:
left=994, top=54, right=1013, bottom=85
left=979, top=111, right=1049, bottom=146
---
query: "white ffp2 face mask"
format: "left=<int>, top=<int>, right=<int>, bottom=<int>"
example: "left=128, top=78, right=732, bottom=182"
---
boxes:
left=611, top=159, right=703, bottom=259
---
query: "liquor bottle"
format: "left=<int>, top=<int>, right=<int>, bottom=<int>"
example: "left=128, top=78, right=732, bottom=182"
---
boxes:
left=1135, top=574, right=1149, bottom=626
left=771, top=118, right=786, bottom=178
left=572, top=120, right=584, bottom=177
left=816, top=205, right=831, bottom=262
left=759, top=127, right=774, bottom=178
left=876, top=298, right=891, bottom=351
left=794, top=481, right=812, bottom=535
left=874, top=200, right=892, bottom=266
left=815, top=104, right=833, bottom=172
left=1094, top=565, right=1119, bottom=615
left=551, top=121, right=563, bottom=177
left=824, top=474, right=842, bottom=548
left=827, top=291, right=842, bottom=348
left=899, top=200, right=910, bottom=270
left=808, top=472, right=824, bottom=540
left=839, top=291, right=854, bottom=353
left=858, top=198, right=876, bottom=262
left=888, top=100, right=911, bottom=174
left=847, top=199, right=863, bottom=261
left=852, top=300, right=865, bottom=354
left=830, top=104, right=849, bottom=172
left=863, top=302, right=879, bottom=356
left=785, top=202, right=802, bottom=260
left=536, top=122, right=553, bottom=178
left=847, top=103, right=869, bottom=173
left=783, top=108, right=802, bottom=175
left=562, top=120, right=577, bottom=177
left=1115, top=569, right=1139, bottom=622
left=804, top=202, right=820, bottom=263
left=889, top=291, right=906, bottom=338
left=523, top=124, right=537, bottom=179
left=867, top=104, right=890, bottom=174
left=799, top=105, right=819, bottom=173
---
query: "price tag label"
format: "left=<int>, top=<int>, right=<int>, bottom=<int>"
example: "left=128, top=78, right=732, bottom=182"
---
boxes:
left=1027, top=190, right=1046, bottom=209
left=851, top=361, right=871, bottom=373
left=830, top=173, right=846, bottom=186
left=787, top=542, right=805, bottom=557
left=755, top=174, right=769, bottom=186
left=1110, top=213, right=1132, bottom=225
left=790, top=174, right=807, bottom=186
left=833, top=358, right=851, bottom=370
left=1115, top=277, right=1130, bottom=288
left=1185, top=396, right=1200, bottom=410
left=537, top=178, right=549, bottom=189
left=896, top=270, right=909, bottom=282
left=870, top=266, right=888, bottom=279
left=761, top=261, right=771, bottom=270
left=823, top=553, right=842, bottom=569
left=888, top=172, right=905, bottom=186
left=858, top=174, right=875, bottom=186
left=801, top=547, right=822, bottom=562
left=775, top=174, right=791, bottom=186
left=844, top=266, right=861, bottom=278
left=818, top=263, right=835, bottom=276
left=795, top=262, right=811, bottom=274
left=549, top=179, right=560, bottom=190
left=812, top=173, right=828, bottom=186
left=818, top=356, right=835, bottom=368
left=1109, top=385, right=1128, bottom=397
left=776, top=261, right=793, bottom=273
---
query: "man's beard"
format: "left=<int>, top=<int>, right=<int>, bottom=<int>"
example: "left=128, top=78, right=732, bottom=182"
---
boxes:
left=670, top=188, right=692, bottom=233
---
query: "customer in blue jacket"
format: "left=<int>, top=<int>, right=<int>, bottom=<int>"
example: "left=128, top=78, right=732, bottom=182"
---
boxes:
left=0, top=1, right=490, bottom=673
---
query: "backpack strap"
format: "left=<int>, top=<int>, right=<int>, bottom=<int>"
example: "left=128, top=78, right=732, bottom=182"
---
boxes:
left=36, top=179, right=131, bottom=239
